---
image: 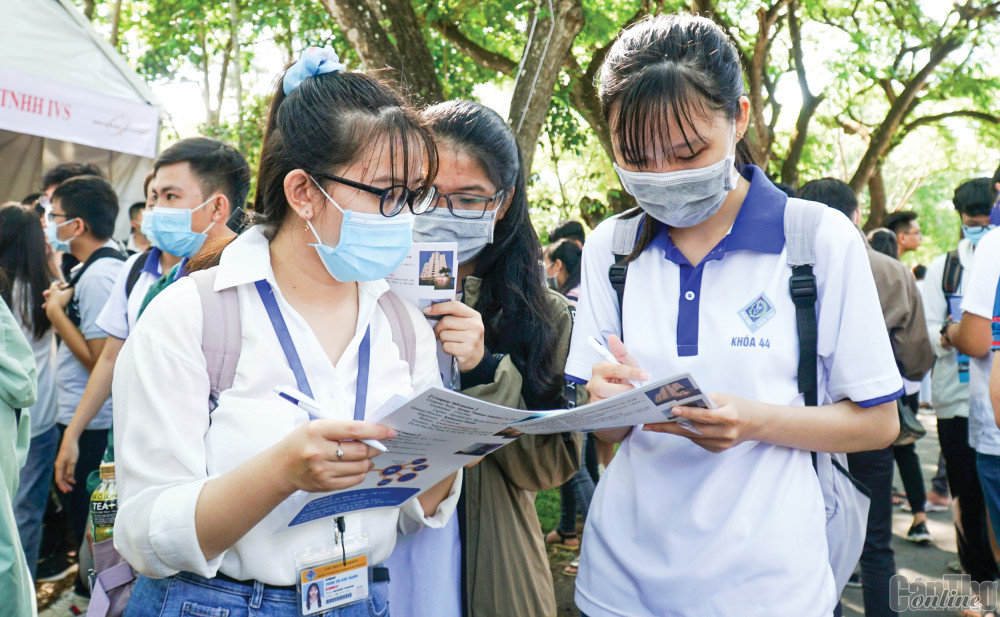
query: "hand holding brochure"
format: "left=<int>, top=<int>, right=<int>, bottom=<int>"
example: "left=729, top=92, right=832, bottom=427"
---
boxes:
left=285, top=373, right=714, bottom=525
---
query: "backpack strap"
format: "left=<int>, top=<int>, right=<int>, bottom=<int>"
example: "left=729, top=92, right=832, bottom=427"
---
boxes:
left=124, top=250, right=151, bottom=299
left=190, top=268, right=242, bottom=411
left=609, top=208, right=644, bottom=320
left=941, top=249, right=962, bottom=303
left=377, top=291, right=416, bottom=377
left=784, top=198, right=825, bottom=408
left=67, top=246, right=127, bottom=326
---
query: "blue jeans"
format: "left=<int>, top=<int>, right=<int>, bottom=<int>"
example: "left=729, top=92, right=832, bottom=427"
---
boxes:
left=13, top=424, right=59, bottom=577
left=976, top=452, right=1000, bottom=540
left=125, top=572, right=390, bottom=617
left=558, top=456, right=596, bottom=535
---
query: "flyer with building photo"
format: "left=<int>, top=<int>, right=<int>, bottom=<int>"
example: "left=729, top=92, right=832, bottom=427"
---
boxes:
left=386, top=242, right=459, bottom=388
left=285, top=373, right=715, bottom=524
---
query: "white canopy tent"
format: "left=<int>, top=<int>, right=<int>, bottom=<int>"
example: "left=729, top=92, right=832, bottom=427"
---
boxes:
left=0, top=0, right=161, bottom=239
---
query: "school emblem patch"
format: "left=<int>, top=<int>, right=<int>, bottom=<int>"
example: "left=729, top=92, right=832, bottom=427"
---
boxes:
left=739, top=293, right=776, bottom=333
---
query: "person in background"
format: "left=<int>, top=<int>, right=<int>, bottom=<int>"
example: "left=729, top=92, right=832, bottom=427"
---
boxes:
left=867, top=221, right=936, bottom=543
left=798, top=178, right=933, bottom=616
left=545, top=239, right=583, bottom=305
left=542, top=237, right=594, bottom=575
left=40, top=163, right=105, bottom=282
left=0, top=289, right=38, bottom=617
left=868, top=228, right=899, bottom=259
left=549, top=219, right=586, bottom=247
left=126, top=203, right=150, bottom=254
left=393, top=99, right=581, bottom=617
left=0, top=205, right=58, bottom=580
left=38, top=176, right=124, bottom=599
left=922, top=177, right=999, bottom=588
left=883, top=210, right=922, bottom=257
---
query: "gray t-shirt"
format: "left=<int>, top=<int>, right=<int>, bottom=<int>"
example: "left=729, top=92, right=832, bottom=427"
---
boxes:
left=55, top=250, right=124, bottom=429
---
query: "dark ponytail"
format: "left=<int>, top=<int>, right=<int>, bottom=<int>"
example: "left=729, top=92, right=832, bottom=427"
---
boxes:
left=423, top=100, right=564, bottom=410
left=253, top=62, right=438, bottom=237
left=600, top=14, right=755, bottom=262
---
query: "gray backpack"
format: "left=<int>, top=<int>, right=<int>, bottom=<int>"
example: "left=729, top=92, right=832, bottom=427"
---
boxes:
left=608, top=198, right=870, bottom=595
left=87, top=267, right=418, bottom=617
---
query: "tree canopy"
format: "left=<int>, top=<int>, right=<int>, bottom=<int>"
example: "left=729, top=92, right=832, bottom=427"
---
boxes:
left=76, top=0, right=1000, bottom=258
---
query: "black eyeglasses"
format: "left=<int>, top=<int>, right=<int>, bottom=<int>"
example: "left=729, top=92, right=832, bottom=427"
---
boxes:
left=427, top=188, right=505, bottom=220
left=313, top=172, right=437, bottom=217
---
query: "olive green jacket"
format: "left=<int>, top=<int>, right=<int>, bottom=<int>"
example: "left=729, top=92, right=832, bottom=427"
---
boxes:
left=1, top=298, right=37, bottom=616
left=459, top=277, right=583, bottom=617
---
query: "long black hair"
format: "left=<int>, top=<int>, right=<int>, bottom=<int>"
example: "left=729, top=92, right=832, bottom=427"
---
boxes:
left=600, top=14, right=756, bottom=262
left=545, top=239, right=582, bottom=297
left=424, top=100, right=564, bottom=410
left=0, top=204, right=52, bottom=339
left=253, top=62, right=437, bottom=236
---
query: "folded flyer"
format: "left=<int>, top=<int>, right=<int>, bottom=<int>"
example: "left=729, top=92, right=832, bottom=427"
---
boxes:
left=286, top=373, right=714, bottom=525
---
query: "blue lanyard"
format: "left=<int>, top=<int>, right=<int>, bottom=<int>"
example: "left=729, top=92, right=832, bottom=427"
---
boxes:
left=254, top=280, right=370, bottom=421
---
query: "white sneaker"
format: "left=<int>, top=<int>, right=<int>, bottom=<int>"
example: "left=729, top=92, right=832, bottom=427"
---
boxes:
left=39, top=590, right=89, bottom=617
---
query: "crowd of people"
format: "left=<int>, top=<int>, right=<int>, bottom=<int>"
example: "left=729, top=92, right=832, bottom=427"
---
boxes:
left=3, top=12, right=1000, bottom=617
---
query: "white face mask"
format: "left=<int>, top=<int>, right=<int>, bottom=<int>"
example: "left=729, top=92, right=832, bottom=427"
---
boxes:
left=613, top=124, right=739, bottom=228
left=412, top=207, right=499, bottom=264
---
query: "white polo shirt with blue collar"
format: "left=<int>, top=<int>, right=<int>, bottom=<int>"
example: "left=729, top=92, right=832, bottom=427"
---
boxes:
left=95, top=246, right=166, bottom=340
left=566, top=166, right=902, bottom=617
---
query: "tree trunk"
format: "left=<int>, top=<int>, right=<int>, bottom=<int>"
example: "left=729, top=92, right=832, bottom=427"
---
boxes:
left=847, top=36, right=962, bottom=193
left=230, top=0, right=245, bottom=147
left=109, top=0, right=124, bottom=48
left=780, top=0, right=823, bottom=187
left=508, top=0, right=585, bottom=174
left=380, top=0, right=443, bottom=104
left=83, top=0, right=95, bottom=20
left=863, top=164, right=887, bottom=232
left=320, top=0, right=443, bottom=104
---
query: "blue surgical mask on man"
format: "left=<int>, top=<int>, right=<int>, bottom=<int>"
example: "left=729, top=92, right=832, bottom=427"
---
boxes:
left=143, top=197, right=216, bottom=257
left=45, top=217, right=77, bottom=253
left=963, top=224, right=996, bottom=246
left=307, top=178, right=413, bottom=282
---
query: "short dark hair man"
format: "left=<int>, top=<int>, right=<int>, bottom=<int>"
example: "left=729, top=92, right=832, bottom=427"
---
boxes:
left=549, top=219, right=586, bottom=247
left=42, top=175, right=126, bottom=570
left=918, top=177, right=999, bottom=586
left=882, top=211, right=922, bottom=257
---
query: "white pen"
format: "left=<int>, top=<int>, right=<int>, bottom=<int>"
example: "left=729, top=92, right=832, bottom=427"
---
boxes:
left=273, top=386, right=389, bottom=453
left=587, top=336, right=643, bottom=388
left=585, top=337, right=702, bottom=435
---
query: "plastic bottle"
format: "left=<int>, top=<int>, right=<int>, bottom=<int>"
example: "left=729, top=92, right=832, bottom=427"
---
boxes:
left=90, top=463, right=117, bottom=543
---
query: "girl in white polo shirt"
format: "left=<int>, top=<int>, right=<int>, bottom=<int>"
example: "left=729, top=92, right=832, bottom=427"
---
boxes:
left=112, top=49, right=459, bottom=617
left=565, top=16, right=902, bottom=617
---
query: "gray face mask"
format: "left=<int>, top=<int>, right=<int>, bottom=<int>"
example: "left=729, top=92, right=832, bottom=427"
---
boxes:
left=412, top=207, right=498, bottom=264
left=613, top=126, right=739, bottom=228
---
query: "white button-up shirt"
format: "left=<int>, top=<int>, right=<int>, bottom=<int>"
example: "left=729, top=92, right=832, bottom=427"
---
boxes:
left=112, top=226, right=459, bottom=585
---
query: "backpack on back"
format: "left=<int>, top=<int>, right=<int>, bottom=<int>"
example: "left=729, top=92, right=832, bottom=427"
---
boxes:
left=607, top=199, right=870, bottom=595
left=86, top=268, right=418, bottom=617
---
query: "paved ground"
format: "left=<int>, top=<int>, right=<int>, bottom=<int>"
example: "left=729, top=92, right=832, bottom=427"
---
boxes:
left=550, top=408, right=983, bottom=616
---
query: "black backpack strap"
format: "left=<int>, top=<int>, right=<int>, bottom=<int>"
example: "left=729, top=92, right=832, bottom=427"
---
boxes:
left=790, top=265, right=819, bottom=407
left=784, top=199, right=825, bottom=408
left=125, top=250, right=151, bottom=299
left=941, top=249, right=962, bottom=303
left=66, top=246, right=126, bottom=326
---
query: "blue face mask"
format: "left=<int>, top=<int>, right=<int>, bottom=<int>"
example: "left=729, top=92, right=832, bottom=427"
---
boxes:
left=45, top=217, right=77, bottom=253
left=308, top=179, right=413, bottom=282
left=963, top=224, right=995, bottom=246
left=143, top=198, right=216, bottom=258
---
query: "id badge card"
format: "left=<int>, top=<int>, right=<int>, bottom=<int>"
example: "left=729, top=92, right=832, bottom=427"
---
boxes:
left=295, top=528, right=371, bottom=615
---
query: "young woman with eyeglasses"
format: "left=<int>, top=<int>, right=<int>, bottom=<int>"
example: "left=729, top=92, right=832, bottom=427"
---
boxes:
left=384, top=99, right=583, bottom=617
left=112, top=49, right=460, bottom=617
